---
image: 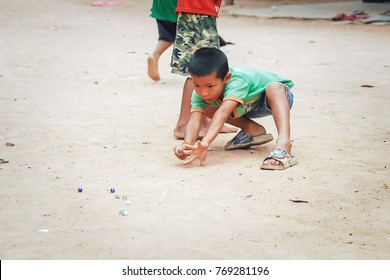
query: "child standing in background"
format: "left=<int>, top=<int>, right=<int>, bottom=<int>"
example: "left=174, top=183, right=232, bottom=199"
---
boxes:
left=148, top=0, right=178, bottom=81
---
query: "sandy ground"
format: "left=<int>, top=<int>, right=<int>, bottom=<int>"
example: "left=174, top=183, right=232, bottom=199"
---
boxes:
left=0, top=0, right=390, bottom=260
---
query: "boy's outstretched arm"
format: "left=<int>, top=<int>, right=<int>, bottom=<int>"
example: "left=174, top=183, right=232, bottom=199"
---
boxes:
left=184, top=111, right=203, bottom=145
left=174, top=111, right=202, bottom=160
left=182, top=100, right=238, bottom=166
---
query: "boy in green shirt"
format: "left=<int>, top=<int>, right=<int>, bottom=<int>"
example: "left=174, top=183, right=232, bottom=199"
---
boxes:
left=174, top=48, right=297, bottom=170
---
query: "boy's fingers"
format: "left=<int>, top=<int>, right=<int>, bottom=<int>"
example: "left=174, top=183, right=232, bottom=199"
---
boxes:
left=182, top=155, right=207, bottom=166
left=175, top=152, right=187, bottom=160
left=182, top=155, right=196, bottom=165
left=174, top=146, right=187, bottom=160
left=174, top=146, right=182, bottom=153
left=183, top=143, right=196, bottom=149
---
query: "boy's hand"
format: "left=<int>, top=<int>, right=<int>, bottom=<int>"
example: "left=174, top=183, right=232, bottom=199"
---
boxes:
left=174, top=142, right=190, bottom=160
left=182, top=140, right=209, bottom=166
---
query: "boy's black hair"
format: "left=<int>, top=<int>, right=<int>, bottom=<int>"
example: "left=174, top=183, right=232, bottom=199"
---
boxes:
left=188, top=47, right=229, bottom=79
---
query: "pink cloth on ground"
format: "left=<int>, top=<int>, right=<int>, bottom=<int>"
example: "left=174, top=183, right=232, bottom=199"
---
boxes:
left=90, top=1, right=120, bottom=7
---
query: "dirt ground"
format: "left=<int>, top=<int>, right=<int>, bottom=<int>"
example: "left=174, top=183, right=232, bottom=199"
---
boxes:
left=1, top=0, right=389, bottom=259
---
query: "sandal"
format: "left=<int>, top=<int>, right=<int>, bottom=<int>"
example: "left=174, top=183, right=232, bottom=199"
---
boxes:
left=225, top=130, right=273, bottom=150
left=261, top=148, right=297, bottom=170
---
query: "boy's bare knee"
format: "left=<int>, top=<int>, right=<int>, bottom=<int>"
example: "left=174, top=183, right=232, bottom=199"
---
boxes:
left=266, top=82, right=285, bottom=94
left=265, top=83, right=287, bottom=103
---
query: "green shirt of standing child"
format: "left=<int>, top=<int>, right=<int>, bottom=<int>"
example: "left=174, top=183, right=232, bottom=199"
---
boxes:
left=150, top=0, right=178, bottom=22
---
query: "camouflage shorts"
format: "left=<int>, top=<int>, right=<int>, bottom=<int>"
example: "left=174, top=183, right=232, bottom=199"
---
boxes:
left=171, top=12, right=220, bottom=77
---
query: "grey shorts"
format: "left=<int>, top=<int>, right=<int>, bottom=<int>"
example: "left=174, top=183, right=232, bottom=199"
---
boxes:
left=246, top=85, right=294, bottom=118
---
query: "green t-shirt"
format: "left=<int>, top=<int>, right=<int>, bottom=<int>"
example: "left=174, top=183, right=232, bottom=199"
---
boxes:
left=150, top=0, right=178, bottom=23
left=191, top=66, right=294, bottom=119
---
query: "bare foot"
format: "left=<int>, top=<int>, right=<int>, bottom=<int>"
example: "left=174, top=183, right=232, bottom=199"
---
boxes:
left=201, top=116, right=238, bottom=135
left=147, top=54, right=160, bottom=81
left=173, top=125, right=205, bottom=140
left=220, top=123, right=238, bottom=134
left=174, top=118, right=237, bottom=140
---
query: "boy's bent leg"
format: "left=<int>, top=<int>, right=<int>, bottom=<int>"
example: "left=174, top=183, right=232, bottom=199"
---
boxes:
left=262, top=82, right=293, bottom=168
left=225, top=116, right=270, bottom=150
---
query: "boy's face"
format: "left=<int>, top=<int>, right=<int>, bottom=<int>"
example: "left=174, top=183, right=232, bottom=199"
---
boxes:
left=192, top=71, right=232, bottom=104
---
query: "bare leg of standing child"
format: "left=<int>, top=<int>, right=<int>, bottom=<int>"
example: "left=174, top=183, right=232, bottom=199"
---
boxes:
left=147, top=40, right=173, bottom=81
